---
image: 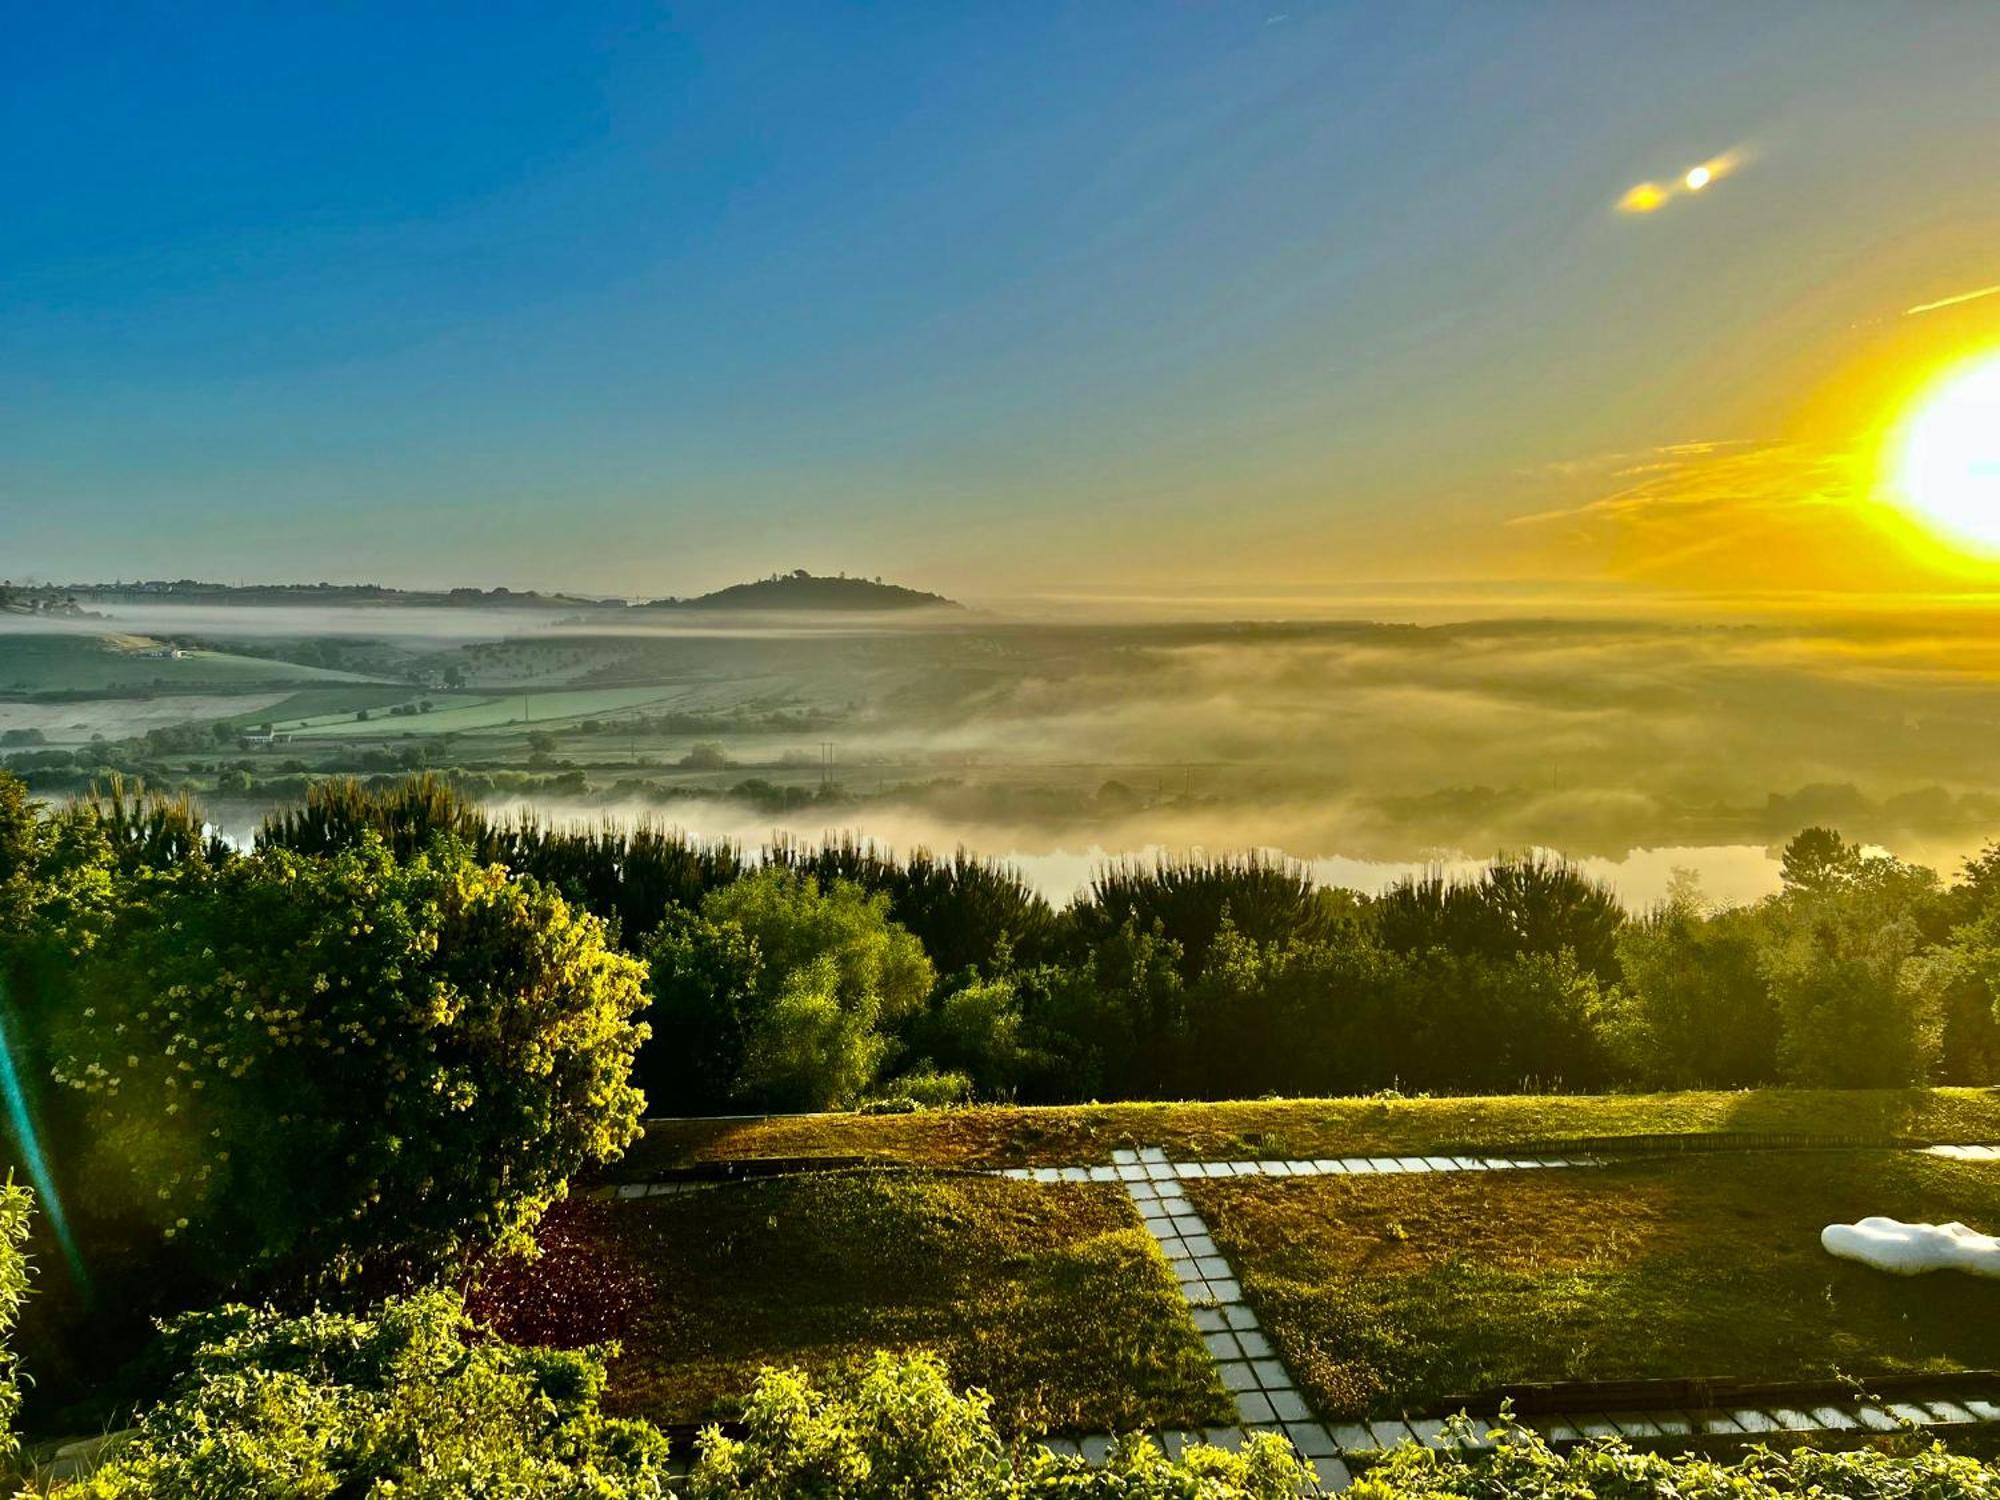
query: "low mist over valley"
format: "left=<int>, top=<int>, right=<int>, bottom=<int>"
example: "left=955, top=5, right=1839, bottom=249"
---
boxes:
left=8, top=573, right=2000, bottom=907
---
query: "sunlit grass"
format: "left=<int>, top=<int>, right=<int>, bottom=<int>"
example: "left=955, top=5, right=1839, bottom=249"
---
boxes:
left=582, top=1171, right=1232, bottom=1434
left=1191, top=1151, right=2000, bottom=1419
left=621, top=1088, right=2000, bottom=1176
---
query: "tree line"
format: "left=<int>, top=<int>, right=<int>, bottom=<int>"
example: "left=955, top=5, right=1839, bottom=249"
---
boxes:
left=195, top=773, right=2000, bottom=1110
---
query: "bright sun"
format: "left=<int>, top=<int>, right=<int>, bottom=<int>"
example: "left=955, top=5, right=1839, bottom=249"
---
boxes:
left=1892, top=351, right=2000, bottom=554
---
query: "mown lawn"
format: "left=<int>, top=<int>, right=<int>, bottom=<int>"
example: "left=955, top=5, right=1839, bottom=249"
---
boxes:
left=1187, top=1150, right=2000, bottom=1421
left=618, top=1089, right=2000, bottom=1177
left=579, top=1171, right=1232, bottom=1435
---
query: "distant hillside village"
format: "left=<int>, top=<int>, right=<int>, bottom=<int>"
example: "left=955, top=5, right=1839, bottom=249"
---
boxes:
left=0, top=584, right=99, bottom=618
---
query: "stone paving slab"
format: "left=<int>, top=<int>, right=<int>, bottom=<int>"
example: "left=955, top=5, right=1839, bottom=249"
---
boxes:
left=997, top=1153, right=1603, bottom=1183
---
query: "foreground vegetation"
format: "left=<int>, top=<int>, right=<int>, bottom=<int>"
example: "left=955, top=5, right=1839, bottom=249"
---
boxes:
left=1192, top=1150, right=2000, bottom=1420
left=10, top=769, right=2000, bottom=1492
left=50, top=1290, right=1302, bottom=1498
left=1353, top=1423, right=2000, bottom=1500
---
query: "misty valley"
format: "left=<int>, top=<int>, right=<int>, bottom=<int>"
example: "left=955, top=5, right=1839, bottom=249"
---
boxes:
left=7, top=587, right=2000, bottom=910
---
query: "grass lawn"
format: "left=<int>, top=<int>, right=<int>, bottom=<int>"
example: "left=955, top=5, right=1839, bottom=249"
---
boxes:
left=619, top=1089, right=2000, bottom=1178
left=1187, top=1150, right=2000, bottom=1420
left=575, top=1171, right=1231, bottom=1435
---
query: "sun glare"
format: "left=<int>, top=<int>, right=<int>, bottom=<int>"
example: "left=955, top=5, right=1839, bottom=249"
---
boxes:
left=1891, top=351, right=2000, bottom=554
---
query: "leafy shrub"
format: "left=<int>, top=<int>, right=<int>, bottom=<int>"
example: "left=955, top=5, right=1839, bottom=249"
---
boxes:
left=66, top=1289, right=674, bottom=1498
left=31, top=833, right=649, bottom=1292
left=861, top=1066, right=973, bottom=1111
left=912, top=974, right=1036, bottom=1097
left=71, top=1327, right=1307, bottom=1500
left=1352, top=1415, right=2000, bottom=1500
left=1612, top=896, right=1780, bottom=1087
left=1762, top=857, right=1941, bottom=1087
left=688, top=1351, right=1310, bottom=1500
left=771, top=838, right=1063, bottom=974
left=0, top=1177, right=30, bottom=1467
left=643, top=868, right=934, bottom=1113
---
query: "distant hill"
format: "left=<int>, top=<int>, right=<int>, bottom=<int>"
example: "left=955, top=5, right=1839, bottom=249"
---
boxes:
left=642, top=571, right=961, bottom=613
left=52, top=581, right=600, bottom=610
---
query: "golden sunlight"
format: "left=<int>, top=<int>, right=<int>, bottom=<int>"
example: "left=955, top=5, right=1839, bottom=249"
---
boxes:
left=1891, top=350, right=2000, bottom=554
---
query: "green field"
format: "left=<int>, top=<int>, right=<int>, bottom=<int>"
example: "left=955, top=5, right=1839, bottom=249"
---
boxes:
left=0, top=634, right=377, bottom=695
left=219, top=685, right=419, bottom=726
left=618, top=1088, right=2000, bottom=1178
left=1190, top=1150, right=2000, bottom=1420
left=287, top=684, right=698, bottom=738
left=569, top=1172, right=1231, bottom=1434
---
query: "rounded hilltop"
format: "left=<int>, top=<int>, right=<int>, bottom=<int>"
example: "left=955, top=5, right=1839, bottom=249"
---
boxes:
left=639, top=569, right=961, bottom=613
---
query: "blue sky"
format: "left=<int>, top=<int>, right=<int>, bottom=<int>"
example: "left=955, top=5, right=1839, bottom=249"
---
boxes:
left=5, top=2, right=1999, bottom=601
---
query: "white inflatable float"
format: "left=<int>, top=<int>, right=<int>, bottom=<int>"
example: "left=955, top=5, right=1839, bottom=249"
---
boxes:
left=1821, top=1217, right=2000, bottom=1278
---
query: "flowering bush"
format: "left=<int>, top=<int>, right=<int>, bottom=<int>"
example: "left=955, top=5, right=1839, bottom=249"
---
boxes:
left=66, top=1289, right=674, bottom=1498
left=36, top=833, right=649, bottom=1292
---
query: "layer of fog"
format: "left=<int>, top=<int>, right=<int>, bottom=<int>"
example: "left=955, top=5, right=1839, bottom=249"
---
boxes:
left=23, top=608, right=2000, bottom=880
left=460, top=794, right=1786, bottom=911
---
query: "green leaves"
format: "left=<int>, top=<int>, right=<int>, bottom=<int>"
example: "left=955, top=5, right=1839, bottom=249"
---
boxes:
left=67, top=1289, right=674, bottom=1499
left=32, top=832, right=650, bottom=1295
left=0, top=1177, right=30, bottom=1466
left=643, top=869, right=935, bottom=1114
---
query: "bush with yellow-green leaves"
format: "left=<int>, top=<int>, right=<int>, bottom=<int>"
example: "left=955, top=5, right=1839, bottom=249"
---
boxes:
left=67, top=1295, right=1308, bottom=1499
left=1352, top=1415, right=2000, bottom=1500
left=24, top=830, right=649, bottom=1295
left=0, top=1177, right=30, bottom=1469
left=60, top=1309, right=2000, bottom=1500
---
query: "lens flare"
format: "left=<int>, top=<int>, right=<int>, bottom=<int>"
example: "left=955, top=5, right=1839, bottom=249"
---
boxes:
left=1890, top=351, right=2000, bottom=555
left=0, top=984, right=88, bottom=1294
